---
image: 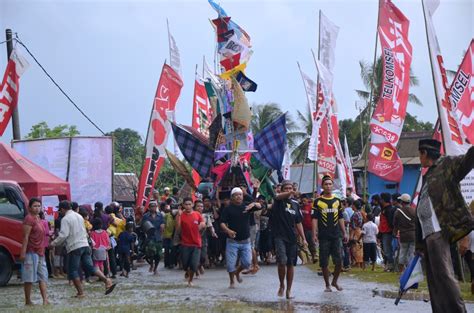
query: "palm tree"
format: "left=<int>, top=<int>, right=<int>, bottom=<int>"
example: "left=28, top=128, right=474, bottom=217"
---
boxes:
left=250, top=102, right=306, bottom=150
left=290, top=108, right=312, bottom=164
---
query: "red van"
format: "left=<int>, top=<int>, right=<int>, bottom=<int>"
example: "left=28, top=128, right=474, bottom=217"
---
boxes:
left=0, top=181, right=28, bottom=286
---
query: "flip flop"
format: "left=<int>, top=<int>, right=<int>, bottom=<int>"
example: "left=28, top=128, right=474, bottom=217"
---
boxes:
left=105, top=283, right=117, bottom=295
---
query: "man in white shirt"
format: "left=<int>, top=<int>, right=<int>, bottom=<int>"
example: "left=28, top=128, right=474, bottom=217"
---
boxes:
left=51, top=200, right=116, bottom=298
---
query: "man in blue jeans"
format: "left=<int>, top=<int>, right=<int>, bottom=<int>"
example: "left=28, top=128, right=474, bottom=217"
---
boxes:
left=220, top=187, right=261, bottom=288
left=51, top=200, right=116, bottom=298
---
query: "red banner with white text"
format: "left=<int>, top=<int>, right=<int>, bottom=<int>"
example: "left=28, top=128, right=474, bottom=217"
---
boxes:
left=136, top=64, right=183, bottom=209
left=368, top=0, right=412, bottom=182
left=449, top=40, right=474, bottom=145
left=0, top=49, right=29, bottom=136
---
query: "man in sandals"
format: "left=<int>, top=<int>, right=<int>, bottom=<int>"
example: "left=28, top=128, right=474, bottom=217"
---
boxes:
left=312, top=175, right=348, bottom=292
left=51, top=200, right=116, bottom=298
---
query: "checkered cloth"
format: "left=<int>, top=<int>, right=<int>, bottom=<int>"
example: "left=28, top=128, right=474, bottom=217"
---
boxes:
left=171, top=123, right=214, bottom=178
left=254, top=114, right=286, bottom=179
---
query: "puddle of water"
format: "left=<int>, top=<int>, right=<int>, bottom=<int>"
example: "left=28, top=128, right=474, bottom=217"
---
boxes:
left=245, top=300, right=352, bottom=313
left=372, top=288, right=430, bottom=302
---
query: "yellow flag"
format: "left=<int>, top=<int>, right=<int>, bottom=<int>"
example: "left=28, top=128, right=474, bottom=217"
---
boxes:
left=219, top=63, right=247, bottom=80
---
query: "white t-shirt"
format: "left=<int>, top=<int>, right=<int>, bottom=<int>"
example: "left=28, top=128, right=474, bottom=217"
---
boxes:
left=362, top=221, right=379, bottom=244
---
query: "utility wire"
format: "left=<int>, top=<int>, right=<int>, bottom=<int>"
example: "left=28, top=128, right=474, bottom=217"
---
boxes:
left=0, top=37, right=15, bottom=45
left=13, top=36, right=106, bottom=135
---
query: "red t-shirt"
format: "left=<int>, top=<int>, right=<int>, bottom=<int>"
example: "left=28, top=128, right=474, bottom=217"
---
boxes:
left=301, top=203, right=313, bottom=231
left=24, top=214, right=45, bottom=256
left=180, top=211, right=203, bottom=248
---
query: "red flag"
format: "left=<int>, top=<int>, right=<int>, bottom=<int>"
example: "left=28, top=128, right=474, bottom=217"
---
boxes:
left=136, top=64, right=183, bottom=209
left=0, top=49, right=29, bottom=135
left=368, top=0, right=412, bottom=182
left=220, top=53, right=241, bottom=71
left=449, top=40, right=474, bottom=145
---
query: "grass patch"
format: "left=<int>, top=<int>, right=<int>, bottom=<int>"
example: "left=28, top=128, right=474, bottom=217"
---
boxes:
left=307, top=263, right=474, bottom=302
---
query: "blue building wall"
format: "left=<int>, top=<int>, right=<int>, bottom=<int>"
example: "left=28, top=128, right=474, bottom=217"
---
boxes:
left=366, top=165, right=421, bottom=196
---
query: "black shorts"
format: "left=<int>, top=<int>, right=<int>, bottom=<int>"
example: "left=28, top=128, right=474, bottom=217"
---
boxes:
left=274, top=237, right=297, bottom=266
left=319, top=238, right=342, bottom=268
left=363, top=243, right=377, bottom=264
left=181, top=246, right=200, bottom=273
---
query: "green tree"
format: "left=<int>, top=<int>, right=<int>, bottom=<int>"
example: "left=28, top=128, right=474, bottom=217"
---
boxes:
left=106, top=128, right=144, bottom=176
left=26, top=121, right=80, bottom=139
left=290, top=108, right=312, bottom=164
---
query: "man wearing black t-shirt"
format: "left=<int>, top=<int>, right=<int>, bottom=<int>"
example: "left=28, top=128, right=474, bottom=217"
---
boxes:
left=312, top=175, right=347, bottom=292
left=270, top=180, right=307, bottom=299
left=220, top=187, right=261, bottom=288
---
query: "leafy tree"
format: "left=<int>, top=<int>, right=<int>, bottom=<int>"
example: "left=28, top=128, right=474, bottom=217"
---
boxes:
left=26, top=121, right=80, bottom=139
left=290, top=108, right=312, bottom=164
left=106, top=128, right=144, bottom=176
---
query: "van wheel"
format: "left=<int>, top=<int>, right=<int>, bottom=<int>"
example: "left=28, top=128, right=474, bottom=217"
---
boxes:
left=0, top=251, right=13, bottom=286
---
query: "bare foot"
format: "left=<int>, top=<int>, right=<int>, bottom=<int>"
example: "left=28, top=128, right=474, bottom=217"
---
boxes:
left=187, top=281, right=194, bottom=287
left=43, top=300, right=50, bottom=305
left=149, top=265, right=153, bottom=272
left=236, top=274, right=243, bottom=283
left=286, top=290, right=294, bottom=299
left=277, top=286, right=284, bottom=297
left=324, top=286, right=332, bottom=292
left=72, top=294, right=86, bottom=298
left=25, top=302, right=34, bottom=306
left=229, top=282, right=235, bottom=289
left=331, top=282, right=343, bottom=291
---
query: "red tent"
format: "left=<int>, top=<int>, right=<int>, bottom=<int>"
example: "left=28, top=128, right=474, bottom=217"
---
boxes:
left=0, top=143, right=70, bottom=200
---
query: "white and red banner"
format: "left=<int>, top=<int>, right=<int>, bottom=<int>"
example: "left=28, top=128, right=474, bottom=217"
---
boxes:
left=191, top=77, right=213, bottom=188
left=344, top=135, right=356, bottom=191
left=0, top=48, right=29, bottom=136
left=423, top=0, right=474, bottom=204
left=449, top=40, right=474, bottom=145
left=136, top=64, right=183, bottom=209
left=368, top=0, right=412, bottom=182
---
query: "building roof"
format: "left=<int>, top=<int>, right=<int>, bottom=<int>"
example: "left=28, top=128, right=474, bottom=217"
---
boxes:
left=353, top=131, right=432, bottom=168
left=113, top=173, right=138, bottom=202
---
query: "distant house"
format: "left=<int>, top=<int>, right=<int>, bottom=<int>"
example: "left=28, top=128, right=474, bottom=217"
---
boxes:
left=113, top=173, right=138, bottom=207
left=353, top=131, right=432, bottom=196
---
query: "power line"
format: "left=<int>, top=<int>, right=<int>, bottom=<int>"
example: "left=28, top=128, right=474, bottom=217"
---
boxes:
left=13, top=36, right=106, bottom=135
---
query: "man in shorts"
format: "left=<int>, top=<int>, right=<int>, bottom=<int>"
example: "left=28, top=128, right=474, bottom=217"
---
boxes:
left=176, top=197, right=205, bottom=286
left=270, top=180, right=307, bottom=299
left=312, top=175, right=348, bottom=292
left=51, top=200, right=116, bottom=298
left=220, top=187, right=261, bottom=288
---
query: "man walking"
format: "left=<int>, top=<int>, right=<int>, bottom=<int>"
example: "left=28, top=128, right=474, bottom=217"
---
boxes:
left=220, top=187, right=261, bottom=288
left=270, top=180, right=307, bottom=299
left=312, top=175, right=347, bottom=292
left=392, top=193, right=415, bottom=272
left=416, top=139, right=474, bottom=313
left=176, top=197, right=205, bottom=286
left=51, top=201, right=116, bottom=298
left=142, top=201, right=164, bottom=275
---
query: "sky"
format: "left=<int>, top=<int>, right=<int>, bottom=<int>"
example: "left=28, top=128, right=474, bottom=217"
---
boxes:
left=0, top=0, right=472, bottom=145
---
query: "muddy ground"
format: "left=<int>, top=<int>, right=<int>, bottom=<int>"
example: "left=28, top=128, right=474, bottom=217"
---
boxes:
left=1, top=262, right=473, bottom=312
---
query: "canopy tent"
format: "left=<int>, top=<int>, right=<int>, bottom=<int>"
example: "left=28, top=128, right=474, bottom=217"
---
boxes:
left=0, top=143, right=70, bottom=200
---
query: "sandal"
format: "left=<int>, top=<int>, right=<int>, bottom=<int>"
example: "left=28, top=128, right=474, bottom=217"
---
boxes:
left=105, top=283, right=117, bottom=295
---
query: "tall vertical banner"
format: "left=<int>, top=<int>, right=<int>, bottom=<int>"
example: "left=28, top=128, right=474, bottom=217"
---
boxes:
left=344, top=135, right=356, bottom=191
left=368, top=0, right=412, bottom=182
left=423, top=0, right=474, bottom=203
left=136, top=64, right=183, bottom=209
left=0, top=48, right=29, bottom=136
left=191, top=77, right=213, bottom=187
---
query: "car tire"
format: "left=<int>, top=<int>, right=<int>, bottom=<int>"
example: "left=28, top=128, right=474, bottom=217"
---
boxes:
left=0, top=250, right=13, bottom=286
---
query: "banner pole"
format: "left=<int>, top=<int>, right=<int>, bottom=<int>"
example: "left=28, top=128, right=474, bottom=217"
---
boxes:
left=363, top=0, right=381, bottom=199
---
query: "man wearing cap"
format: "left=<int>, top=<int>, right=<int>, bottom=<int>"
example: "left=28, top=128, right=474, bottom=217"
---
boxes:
left=416, top=139, right=474, bottom=312
left=392, top=193, right=415, bottom=272
left=312, top=175, right=347, bottom=292
left=270, top=180, right=307, bottom=299
left=142, top=201, right=165, bottom=275
left=51, top=200, right=116, bottom=297
left=220, top=187, right=261, bottom=288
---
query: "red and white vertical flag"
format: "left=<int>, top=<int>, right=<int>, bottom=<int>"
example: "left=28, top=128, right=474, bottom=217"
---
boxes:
left=282, top=144, right=291, bottom=180
left=0, top=48, right=29, bottom=136
left=136, top=64, right=183, bottom=209
left=448, top=40, right=474, bottom=145
left=368, top=0, right=412, bottom=182
left=423, top=0, right=474, bottom=202
left=344, top=135, right=356, bottom=192
left=191, top=76, right=214, bottom=188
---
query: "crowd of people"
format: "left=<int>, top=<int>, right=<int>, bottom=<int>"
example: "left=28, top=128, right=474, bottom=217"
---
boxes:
left=18, top=137, right=474, bottom=313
